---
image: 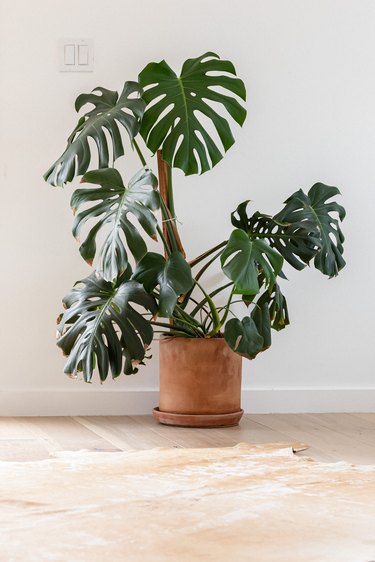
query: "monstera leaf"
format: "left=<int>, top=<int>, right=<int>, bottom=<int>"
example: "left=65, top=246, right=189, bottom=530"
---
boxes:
left=254, top=283, right=290, bottom=332
left=56, top=271, right=157, bottom=382
left=139, top=52, right=246, bottom=175
left=250, top=302, right=271, bottom=351
left=71, top=167, right=159, bottom=282
left=133, top=251, right=193, bottom=317
left=231, top=201, right=320, bottom=271
left=44, top=82, right=145, bottom=187
left=221, top=229, right=283, bottom=295
left=224, top=316, right=264, bottom=359
left=249, top=212, right=320, bottom=271
left=274, top=183, right=346, bottom=277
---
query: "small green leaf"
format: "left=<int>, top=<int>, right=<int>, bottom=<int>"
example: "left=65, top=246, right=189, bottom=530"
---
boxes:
left=231, top=200, right=252, bottom=231
left=251, top=303, right=271, bottom=351
left=133, top=251, right=194, bottom=317
left=255, top=283, right=290, bottom=332
left=224, top=317, right=264, bottom=359
left=221, top=229, right=283, bottom=295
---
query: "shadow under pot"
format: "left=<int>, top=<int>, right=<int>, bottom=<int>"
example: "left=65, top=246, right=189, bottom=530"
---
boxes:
left=153, top=336, right=243, bottom=428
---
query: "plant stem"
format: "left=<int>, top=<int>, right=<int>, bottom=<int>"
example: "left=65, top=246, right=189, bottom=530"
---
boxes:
left=189, top=241, right=227, bottom=268
left=157, top=150, right=185, bottom=257
left=174, top=304, right=204, bottom=329
left=132, top=138, right=147, bottom=167
left=195, top=249, right=224, bottom=281
left=171, top=315, right=205, bottom=337
left=159, top=198, right=179, bottom=252
left=150, top=320, right=194, bottom=337
left=180, top=245, right=225, bottom=310
left=167, top=165, right=176, bottom=219
left=190, top=282, right=233, bottom=318
left=186, top=296, right=211, bottom=316
left=217, top=288, right=235, bottom=328
left=156, top=225, right=171, bottom=256
left=195, top=281, right=221, bottom=336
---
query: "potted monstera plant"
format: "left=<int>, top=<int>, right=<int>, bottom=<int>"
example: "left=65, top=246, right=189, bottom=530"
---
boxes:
left=44, top=52, right=346, bottom=427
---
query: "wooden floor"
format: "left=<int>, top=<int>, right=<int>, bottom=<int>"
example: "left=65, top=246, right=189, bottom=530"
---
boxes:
left=0, top=414, right=374, bottom=464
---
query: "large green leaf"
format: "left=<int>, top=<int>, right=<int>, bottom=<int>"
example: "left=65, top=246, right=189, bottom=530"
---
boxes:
left=133, top=251, right=193, bottom=317
left=44, top=82, right=145, bottom=186
left=71, top=167, right=159, bottom=282
left=274, top=183, right=346, bottom=277
left=56, top=271, right=157, bottom=382
left=139, top=52, right=246, bottom=175
left=221, top=229, right=283, bottom=295
left=224, top=317, right=264, bottom=359
left=232, top=201, right=320, bottom=271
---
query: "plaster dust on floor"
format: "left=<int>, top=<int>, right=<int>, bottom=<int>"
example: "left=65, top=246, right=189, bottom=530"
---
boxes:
left=0, top=442, right=374, bottom=561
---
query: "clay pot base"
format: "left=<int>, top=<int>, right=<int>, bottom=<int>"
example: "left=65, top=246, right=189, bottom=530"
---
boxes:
left=153, top=407, right=244, bottom=428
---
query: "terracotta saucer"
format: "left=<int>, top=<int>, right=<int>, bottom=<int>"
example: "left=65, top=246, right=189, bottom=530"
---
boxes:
left=153, top=407, right=244, bottom=428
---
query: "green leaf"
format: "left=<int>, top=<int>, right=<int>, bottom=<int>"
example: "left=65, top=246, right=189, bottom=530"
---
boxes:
left=231, top=200, right=252, bottom=231
left=251, top=302, right=271, bottom=351
left=56, top=272, right=157, bottom=382
left=232, top=201, right=320, bottom=271
left=139, top=52, right=246, bottom=176
left=250, top=212, right=320, bottom=271
left=224, top=317, right=264, bottom=359
left=255, top=283, right=290, bottom=332
left=133, top=251, right=194, bottom=317
left=221, top=229, right=283, bottom=295
left=274, top=183, right=346, bottom=277
left=44, top=82, right=145, bottom=186
left=71, top=167, right=159, bottom=282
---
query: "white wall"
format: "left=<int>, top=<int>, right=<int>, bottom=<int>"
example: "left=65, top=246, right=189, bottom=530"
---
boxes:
left=1, top=0, right=374, bottom=414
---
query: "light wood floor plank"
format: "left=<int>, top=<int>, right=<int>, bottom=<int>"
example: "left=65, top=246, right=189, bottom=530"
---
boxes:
left=0, top=417, right=35, bottom=439
left=248, top=414, right=340, bottom=462
left=308, top=413, right=375, bottom=448
left=1, top=414, right=374, bottom=464
left=250, top=413, right=375, bottom=464
left=75, top=416, right=180, bottom=450
left=24, top=416, right=120, bottom=453
left=351, top=412, right=375, bottom=426
left=131, top=415, right=308, bottom=451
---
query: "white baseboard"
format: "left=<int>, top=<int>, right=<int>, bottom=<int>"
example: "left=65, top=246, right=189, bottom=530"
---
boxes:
left=241, top=388, right=375, bottom=414
left=0, top=388, right=374, bottom=416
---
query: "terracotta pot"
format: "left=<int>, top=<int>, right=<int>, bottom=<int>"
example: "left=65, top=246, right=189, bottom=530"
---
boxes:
left=153, top=337, right=243, bottom=428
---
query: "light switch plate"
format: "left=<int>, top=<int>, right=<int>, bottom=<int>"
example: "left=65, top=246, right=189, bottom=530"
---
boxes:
left=59, top=38, right=94, bottom=72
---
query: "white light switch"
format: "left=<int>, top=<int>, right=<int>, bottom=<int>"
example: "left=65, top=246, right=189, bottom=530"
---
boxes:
left=59, top=38, right=94, bottom=72
left=78, top=45, right=89, bottom=65
left=64, top=44, right=75, bottom=65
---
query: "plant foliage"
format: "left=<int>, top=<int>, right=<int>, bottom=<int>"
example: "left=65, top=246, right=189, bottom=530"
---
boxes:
left=44, top=52, right=346, bottom=383
left=139, top=52, right=246, bottom=175
left=56, top=271, right=157, bottom=381
left=221, top=229, right=283, bottom=294
left=44, top=83, right=145, bottom=187
left=274, top=183, right=346, bottom=277
left=224, top=316, right=264, bottom=359
left=71, top=167, right=159, bottom=281
left=133, top=251, right=194, bottom=317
